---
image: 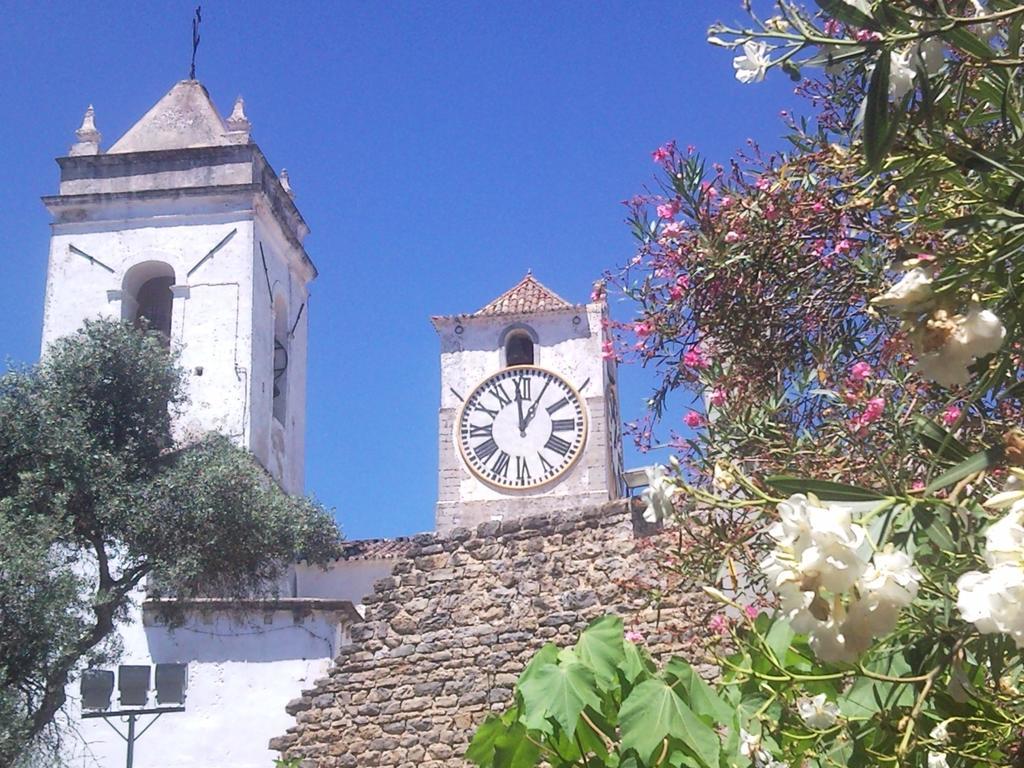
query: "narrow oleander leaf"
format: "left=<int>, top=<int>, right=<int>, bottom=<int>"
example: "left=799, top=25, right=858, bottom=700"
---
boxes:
left=915, top=415, right=973, bottom=463
left=864, top=50, right=892, bottom=170
left=815, top=0, right=879, bottom=30
left=765, top=476, right=886, bottom=501
left=924, top=448, right=1002, bottom=494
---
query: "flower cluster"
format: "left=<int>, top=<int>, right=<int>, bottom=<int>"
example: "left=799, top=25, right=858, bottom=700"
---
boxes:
left=957, top=473, right=1024, bottom=646
left=640, top=464, right=678, bottom=524
left=874, top=267, right=1006, bottom=387
left=761, top=494, right=921, bottom=663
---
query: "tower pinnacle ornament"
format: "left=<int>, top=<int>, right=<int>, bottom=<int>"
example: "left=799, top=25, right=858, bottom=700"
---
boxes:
left=225, top=95, right=251, bottom=143
left=69, top=105, right=101, bottom=156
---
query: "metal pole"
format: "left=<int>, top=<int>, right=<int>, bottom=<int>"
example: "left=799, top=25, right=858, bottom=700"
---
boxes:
left=126, top=714, right=136, bottom=768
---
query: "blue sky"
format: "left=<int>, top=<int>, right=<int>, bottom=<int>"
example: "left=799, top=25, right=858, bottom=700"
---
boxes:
left=0, top=1, right=795, bottom=539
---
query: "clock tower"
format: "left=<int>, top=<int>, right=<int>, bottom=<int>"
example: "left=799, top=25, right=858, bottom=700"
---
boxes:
left=432, top=273, right=624, bottom=533
left=40, top=81, right=314, bottom=494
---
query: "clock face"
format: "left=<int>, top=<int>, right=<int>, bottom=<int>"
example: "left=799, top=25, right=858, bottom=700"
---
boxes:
left=457, top=366, right=587, bottom=490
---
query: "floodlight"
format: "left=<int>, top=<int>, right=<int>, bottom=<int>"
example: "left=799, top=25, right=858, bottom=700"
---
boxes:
left=118, top=665, right=150, bottom=707
left=155, top=663, right=188, bottom=705
left=80, top=669, right=115, bottom=711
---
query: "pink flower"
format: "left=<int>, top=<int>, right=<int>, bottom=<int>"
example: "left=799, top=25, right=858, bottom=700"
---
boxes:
left=765, top=203, right=779, bottom=221
left=660, top=221, right=685, bottom=239
left=719, top=195, right=733, bottom=208
left=835, top=238, right=852, bottom=254
left=601, top=339, right=616, bottom=361
left=668, top=286, right=684, bottom=301
left=656, top=200, right=681, bottom=220
left=911, top=479, right=926, bottom=491
left=652, top=147, right=671, bottom=164
left=591, top=281, right=606, bottom=302
left=624, top=629, right=644, bottom=643
left=863, top=396, right=885, bottom=423
left=683, top=347, right=709, bottom=369
left=744, top=604, right=760, bottom=620
left=848, top=361, right=873, bottom=383
left=756, top=176, right=771, bottom=191
left=684, top=410, right=704, bottom=428
left=824, top=19, right=841, bottom=36
left=725, top=230, right=742, bottom=243
left=812, top=201, right=826, bottom=213
left=940, top=404, right=962, bottom=426
left=709, top=614, right=730, bottom=634
left=709, top=388, right=727, bottom=407
left=634, top=321, right=654, bottom=338
left=856, top=29, right=882, bottom=41
left=701, top=182, right=718, bottom=198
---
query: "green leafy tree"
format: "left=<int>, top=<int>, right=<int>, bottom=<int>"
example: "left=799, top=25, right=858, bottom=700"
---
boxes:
left=0, top=319, right=342, bottom=764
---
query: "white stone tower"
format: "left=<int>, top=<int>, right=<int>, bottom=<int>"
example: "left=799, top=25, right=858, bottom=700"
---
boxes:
left=40, top=81, right=314, bottom=493
left=431, top=273, right=624, bottom=532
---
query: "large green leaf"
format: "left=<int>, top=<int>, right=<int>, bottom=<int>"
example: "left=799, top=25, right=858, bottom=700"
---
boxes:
left=620, top=679, right=720, bottom=767
left=466, top=714, right=505, bottom=766
left=765, top=475, right=886, bottom=501
left=492, top=721, right=542, bottom=768
left=518, top=661, right=601, bottom=736
left=619, top=640, right=650, bottom=685
left=574, top=615, right=626, bottom=690
left=924, top=447, right=1001, bottom=494
left=663, top=658, right=734, bottom=725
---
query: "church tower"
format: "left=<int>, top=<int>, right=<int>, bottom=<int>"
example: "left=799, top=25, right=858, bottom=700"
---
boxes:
left=432, top=274, right=624, bottom=532
left=40, top=81, right=314, bottom=494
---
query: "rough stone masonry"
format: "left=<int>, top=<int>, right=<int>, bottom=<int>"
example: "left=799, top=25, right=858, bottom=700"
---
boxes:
left=272, top=500, right=715, bottom=767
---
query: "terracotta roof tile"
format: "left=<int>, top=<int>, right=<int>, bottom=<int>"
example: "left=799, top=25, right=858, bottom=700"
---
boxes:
left=338, top=537, right=415, bottom=561
left=473, top=273, right=574, bottom=317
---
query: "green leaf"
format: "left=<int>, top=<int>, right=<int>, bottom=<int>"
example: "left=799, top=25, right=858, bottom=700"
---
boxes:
left=940, top=25, right=992, bottom=60
left=915, top=415, right=973, bottom=463
left=518, top=661, right=601, bottom=736
left=815, top=0, right=879, bottom=30
left=864, top=49, right=892, bottom=170
left=620, top=679, right=720, bottom=767
left=492, top=721, right=542, bottom=768
left=574, top=615, right=626, bottom=690
left=467, top=714, right=507, bottom=766
left=765, top=475, right=886, bottom=501
left=663, top=658, right=734, bottom=725
left=924, top=447, right=1002, bottom=495
left=619, top=639, right=649, bottom=685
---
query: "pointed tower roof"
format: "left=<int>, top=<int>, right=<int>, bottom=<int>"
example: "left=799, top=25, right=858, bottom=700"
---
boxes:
left=107, top=80, right=238, bottom=154
left=472, top=272, right=574, bottom=317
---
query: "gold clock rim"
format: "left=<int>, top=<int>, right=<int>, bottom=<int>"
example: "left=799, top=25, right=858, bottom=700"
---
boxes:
left=455, top=364, right=590, bottom=491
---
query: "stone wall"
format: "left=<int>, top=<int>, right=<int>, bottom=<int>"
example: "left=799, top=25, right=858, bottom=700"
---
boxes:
left=272, top=500, right=713, bottom=767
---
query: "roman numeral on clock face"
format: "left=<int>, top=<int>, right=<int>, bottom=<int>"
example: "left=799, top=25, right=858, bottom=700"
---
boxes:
left=516, top=456, right=531, bottom=482
left=488, top=382, right=512, bottom=407
left=544, top=434, right=571, bottom=456
left=546, top=397, right=570, bottom=416
left=475, top=438, right=498, bottom=462
left=492, top=451, right=511, bottom=478
left=468, top=423, right=492, bottom=438
left=551, top=419, right=575, bottom=432
left=513, top=375, right=531, bottom=400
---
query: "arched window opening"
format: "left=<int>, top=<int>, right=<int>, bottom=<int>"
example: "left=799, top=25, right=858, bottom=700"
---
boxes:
left=505, top=333, right=534, bottom=366
left=273, top=299, right=289, bottom=425
left=121, top=261, right=175, bottom=348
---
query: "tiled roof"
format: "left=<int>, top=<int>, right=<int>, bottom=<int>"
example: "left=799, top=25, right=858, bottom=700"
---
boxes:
left=338, top=537, right=415, bottom=561
left=473, top=273, right=574, bottom=317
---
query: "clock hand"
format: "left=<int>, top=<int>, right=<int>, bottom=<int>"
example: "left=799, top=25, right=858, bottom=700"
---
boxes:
left=514, top=378, right=526, bottom=436
left=522, top=379, right=551, bottom=431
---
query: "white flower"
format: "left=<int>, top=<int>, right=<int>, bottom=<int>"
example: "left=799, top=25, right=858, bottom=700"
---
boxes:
left=956, top=563, right=1024, bottom=646
left=858, top=546, right=921, bottom=609
left=928, top=752, right=950, bottom=768
left=641, top=464, right=677, bottom=523
left=889, top=50, right=917, bottom=100
left=739, top=728, right=763, bottom=761
left=930, top=721, right=949, bottom=744
left=796, top=693, right=840, bottom=729
left=733, top=41, right=772, bottom=84
left=982, top=504, right=1024, bottom=567
left=871, top=267, right=934, bottom=312
left=808, top=618, right=865, bottom=664
left=916, top=303, right=1006, bottom=388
